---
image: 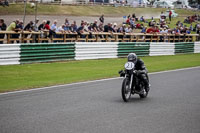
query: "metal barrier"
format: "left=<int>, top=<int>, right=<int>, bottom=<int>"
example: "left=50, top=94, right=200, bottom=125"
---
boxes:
left=0, top=31, right=199, bottom=44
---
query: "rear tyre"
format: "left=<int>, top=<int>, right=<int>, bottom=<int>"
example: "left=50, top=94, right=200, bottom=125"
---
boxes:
left=139, top=82, right=148, bottom=98
left=121, top=78, right=131, bottom=102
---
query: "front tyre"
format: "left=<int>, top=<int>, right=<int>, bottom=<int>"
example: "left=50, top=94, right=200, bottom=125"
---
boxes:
left=121, top=78, right=131, bottom=102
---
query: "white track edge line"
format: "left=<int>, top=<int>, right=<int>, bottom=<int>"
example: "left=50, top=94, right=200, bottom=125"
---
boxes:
left=1, top=66, right=200, bottom=96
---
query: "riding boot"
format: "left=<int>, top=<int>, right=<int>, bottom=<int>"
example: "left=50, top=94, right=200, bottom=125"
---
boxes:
left=142, top=74, right=150, bottom=92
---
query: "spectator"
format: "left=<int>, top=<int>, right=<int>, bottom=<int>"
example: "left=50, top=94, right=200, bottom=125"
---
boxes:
left=57, top=24, right=65, bottom=42
left=132, top=13, right=136, bottom=19
left=99, top=14, right=104, bottom=24
left=15, top=21, right=23, bottom=43
left=33, top=19, right=39, bottom=43
left=113, top=23, right=118, bottom=32
left=140, top=16, right=145, bottom=22
left=130, top=18, right=135, bottom=29
left=24, top=21, right=34, bottom=43
left=0, top=19, right=7, bottom=44
left=50, top=20, right=58, bottom=32
left=160, top=27, right=168, bottom=42
left=33, top=18, right=39, bottom=32
left=6, top=19, right=19, bottom=31
left=50, top=20, right=58, bottom=38
left=160, top=11, right=166, bottom=19
left=154, top=26, right=160, bottom=33
left=149, top=20, right=155, bottom=27
left=38, top=20, right=46, bottom=31
left=98, top=22, right=104, bottom=32
left=64, top=23, right=70, bottom=32
left=186, top=28, right=191, bottom=34
left=72, top=21, right=77, bottom=32
left=103, top=23, right=109, bottom=32
left=141, top=26, right=147, bottom=33
left=6, top=19, right=20, bottom=43
left=125, top=25, right=132, bottom=33
left=196, top=27, right=200, bottom=34
left=81, top=20, right=84, bottom=25
left=57, top=24, right=65, bottom=32
left=83, top=22, right=89, bottom=32
left=44, top=20, right=50, bottom=30
left=107, top=23, right=114, bottom=33
left=24, top=21, right=34, bottom=31
left=92, top=20, right=98, bottom=32
left=175, top=26, right=181, bottom=34
left=16, top=21, right=23, bottom=30
left=88, top=23, right=93, bottom=32
left=136, top=23, right=142, bottom=29
left=77, top=22, right=85, bottom=38
left=119, top=24, right=126, bottom=33
left=126, top=17, right=130, bottom=25
left=146, top=26, right=155, bottom=33
left=65, top=18, right=70, bottom=25
left=0, top=0, right=9, bottom=7
left=110, top=23, right=115, bottom=32
left=169, top=10, right=172, bottom=21
left=189, top=24, right=193, bottom=31
left=70, top=23, right=77, bottom=33
left=43, top=20, right=51, bottom=42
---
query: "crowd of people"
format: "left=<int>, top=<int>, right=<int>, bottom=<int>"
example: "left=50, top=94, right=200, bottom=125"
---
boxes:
left=0, top=12, right=200, bottom=43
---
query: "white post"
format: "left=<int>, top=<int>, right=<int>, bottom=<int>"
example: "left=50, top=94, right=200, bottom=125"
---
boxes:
left=23, top=0, right=28, bottom=28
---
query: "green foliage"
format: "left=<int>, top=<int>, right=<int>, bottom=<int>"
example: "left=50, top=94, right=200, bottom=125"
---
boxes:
left=0, top=54, right=200, bottom=92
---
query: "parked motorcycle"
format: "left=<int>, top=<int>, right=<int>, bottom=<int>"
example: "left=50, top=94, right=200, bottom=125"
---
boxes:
left=119, top=62, right=149, bottom=102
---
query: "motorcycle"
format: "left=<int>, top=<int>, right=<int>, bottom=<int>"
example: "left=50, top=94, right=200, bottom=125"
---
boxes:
left=119, top=62, right=149, bottom=102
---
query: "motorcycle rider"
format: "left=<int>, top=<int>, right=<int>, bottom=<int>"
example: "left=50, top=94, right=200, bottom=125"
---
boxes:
left=120, top=53, right=150, bottom=93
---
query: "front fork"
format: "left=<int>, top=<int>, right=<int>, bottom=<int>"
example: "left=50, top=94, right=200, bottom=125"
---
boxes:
left=125, top=74, right=133, bottom=90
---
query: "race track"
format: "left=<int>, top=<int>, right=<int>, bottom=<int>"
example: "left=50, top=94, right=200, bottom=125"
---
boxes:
left=0, top=67, right=200, bottom=133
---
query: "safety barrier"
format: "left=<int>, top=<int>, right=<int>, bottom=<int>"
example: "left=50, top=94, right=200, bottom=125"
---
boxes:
left=0, top=31, right=199, bottom=44
left=20, top=43, right=75, bottom=64
left=75, top=42, right=118, bottom=60
left=118, top=42, right=150, bottom=57
left=175, top=42, right=195, bottom=54
left=0, top=42, right=200, bottom=65
left=150, top=42, right=175, bottom=56
left=194, top=42, right=200, bottom=53
left=0, top=44, right=20, bottom=65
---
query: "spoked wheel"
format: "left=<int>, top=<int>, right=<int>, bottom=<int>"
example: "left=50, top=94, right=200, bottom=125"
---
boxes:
left=121, top=78, right=131, bottom=102
left=139, top=82, right=148, bottom=98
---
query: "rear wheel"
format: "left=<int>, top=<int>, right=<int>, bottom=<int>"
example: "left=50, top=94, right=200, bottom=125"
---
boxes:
left=139, top=82, right=148, bottom=98
left=121, top=78, right=131, bottom=102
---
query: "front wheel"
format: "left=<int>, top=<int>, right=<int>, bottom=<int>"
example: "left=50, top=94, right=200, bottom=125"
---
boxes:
left=121, top=78, right=131, bottom=102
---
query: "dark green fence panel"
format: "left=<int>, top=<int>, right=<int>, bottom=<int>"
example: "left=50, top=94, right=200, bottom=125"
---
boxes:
left=118, top=42, right=150, bottom=57
left=20, top=43, right=75, bottom=64
left=175, top=42, right=194, bottom=54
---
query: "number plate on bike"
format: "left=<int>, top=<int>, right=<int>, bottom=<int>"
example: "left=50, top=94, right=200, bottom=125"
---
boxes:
left=124, top=62, right=135, bottom=70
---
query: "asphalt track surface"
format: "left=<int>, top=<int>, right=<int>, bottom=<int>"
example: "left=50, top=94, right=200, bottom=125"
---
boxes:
left=0, top=67, right=200, bottom=133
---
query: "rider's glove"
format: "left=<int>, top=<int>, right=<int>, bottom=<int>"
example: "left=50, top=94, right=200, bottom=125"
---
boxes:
left=136, top=70, right=141, bottom=76
left=136, top=70, right=146, bottom=76
left=119, top=70, right=125, bottom=77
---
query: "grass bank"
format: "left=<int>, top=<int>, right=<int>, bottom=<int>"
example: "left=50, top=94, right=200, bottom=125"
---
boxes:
left=0, top=53, right=200, bottom=93
left=0, top=4, right=199, bottom=16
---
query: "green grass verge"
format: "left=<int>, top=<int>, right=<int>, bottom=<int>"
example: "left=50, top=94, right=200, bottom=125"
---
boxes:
left=0, top=53, right=200, bottom=93
left=1, top=4, right=199, bottom=16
